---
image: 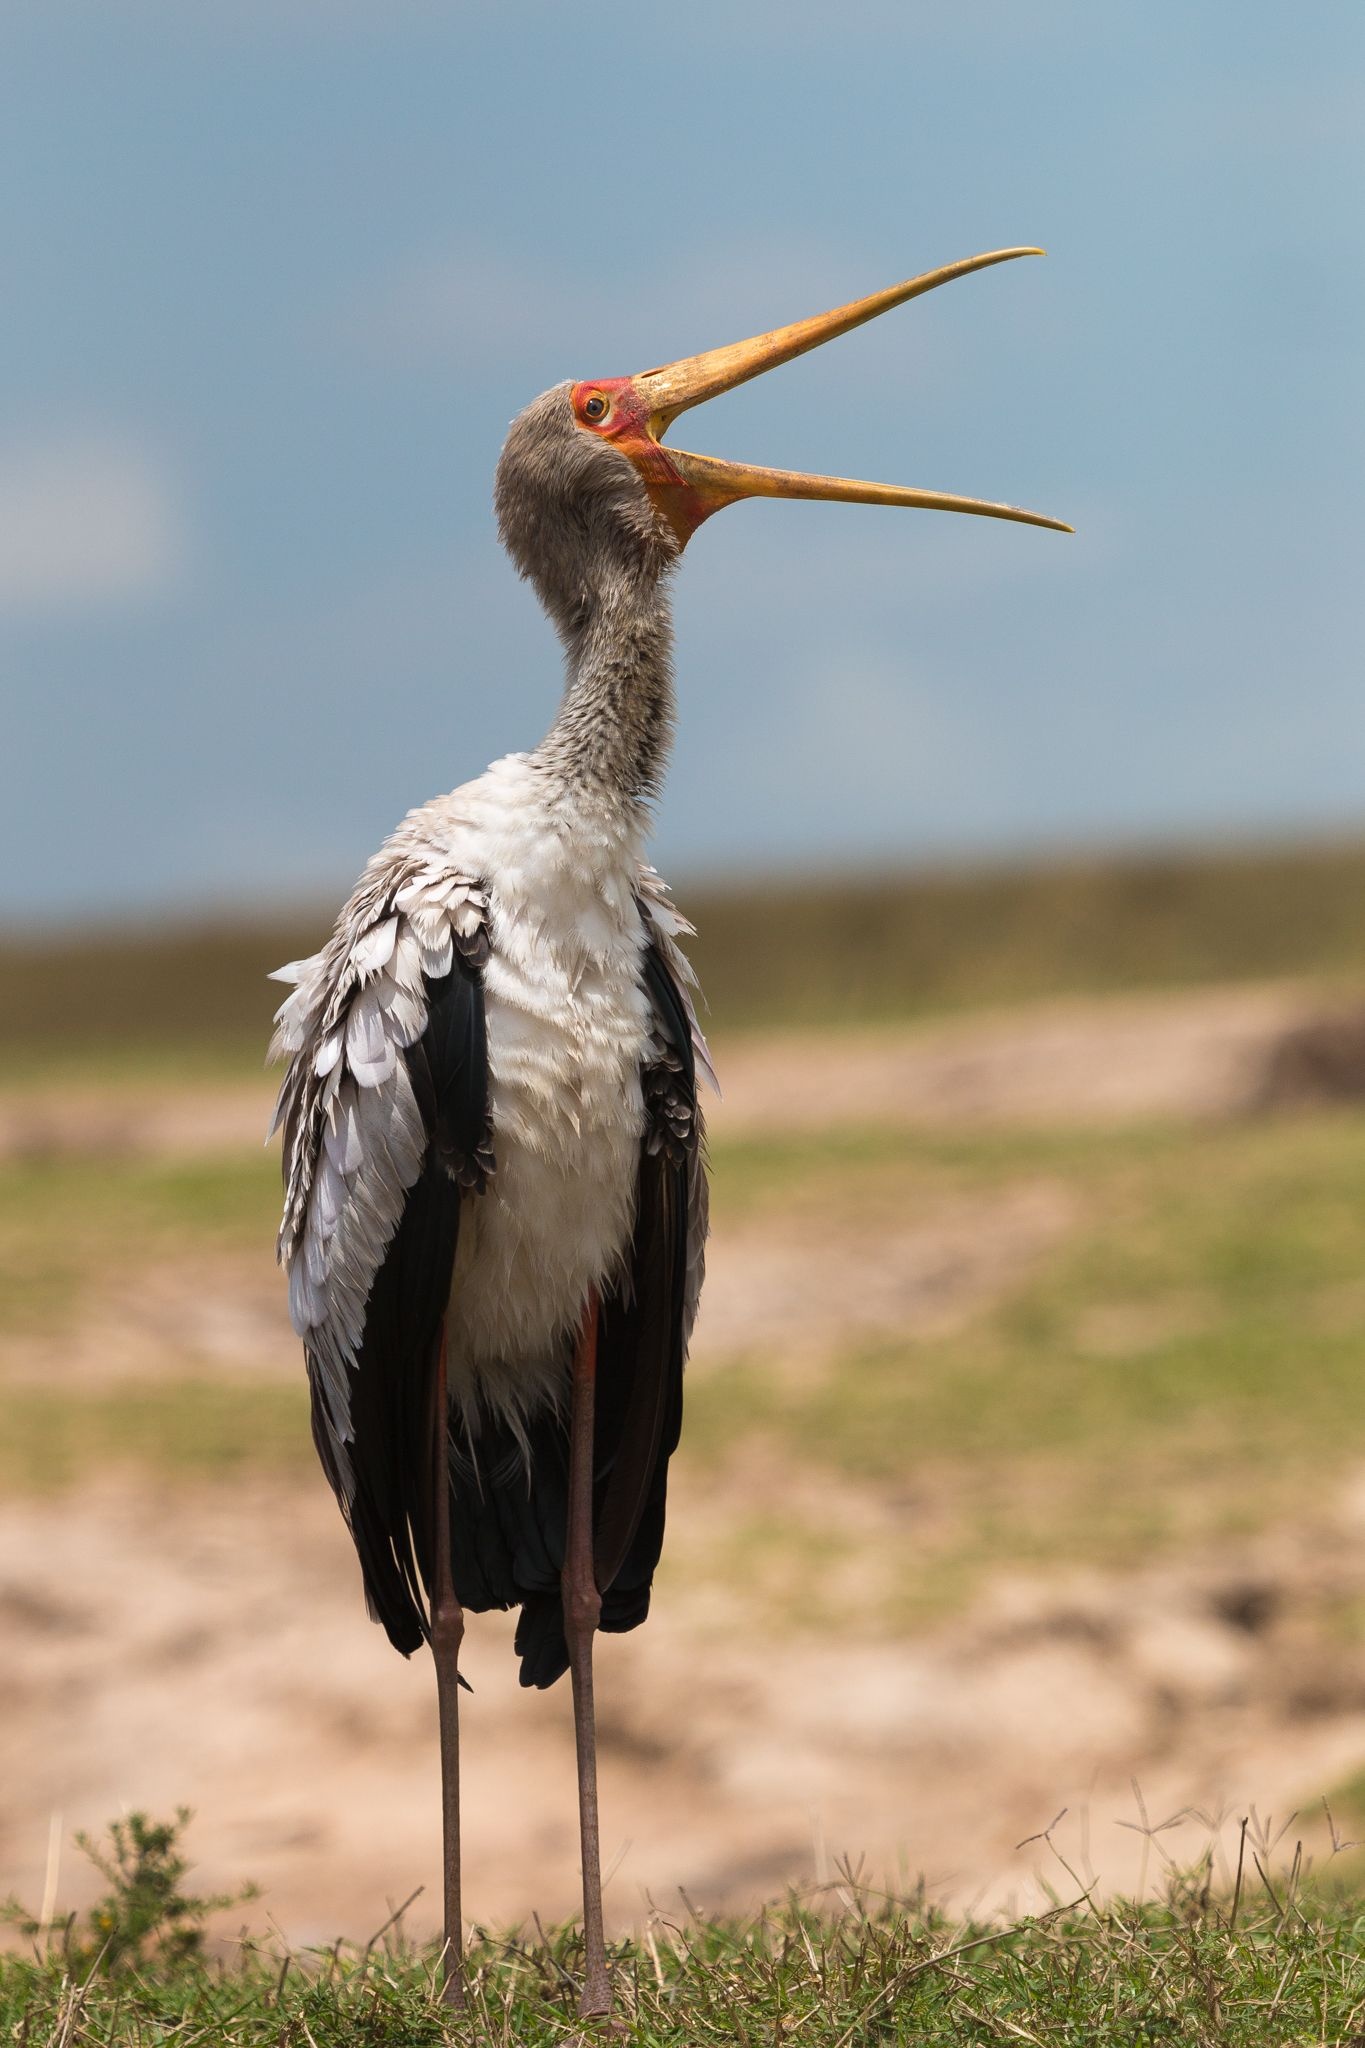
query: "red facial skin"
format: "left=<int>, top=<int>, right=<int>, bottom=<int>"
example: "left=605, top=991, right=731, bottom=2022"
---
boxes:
left=569, top=376, right=723, bottom=548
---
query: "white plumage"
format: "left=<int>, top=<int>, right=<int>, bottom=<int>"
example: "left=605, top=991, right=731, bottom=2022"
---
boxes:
left=271, top=747, right=710, bottom=1456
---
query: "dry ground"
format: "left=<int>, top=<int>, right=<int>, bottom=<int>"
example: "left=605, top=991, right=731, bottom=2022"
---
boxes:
left=0, top=977, right=1333, bottom=1164
left=7, top=1474, right=1365, bottom=1947
left=4, top=980, right=1365, bottom=1943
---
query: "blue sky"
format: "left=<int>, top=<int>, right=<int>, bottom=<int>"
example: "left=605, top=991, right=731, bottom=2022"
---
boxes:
left=3, top=2, right=1362, bottom=923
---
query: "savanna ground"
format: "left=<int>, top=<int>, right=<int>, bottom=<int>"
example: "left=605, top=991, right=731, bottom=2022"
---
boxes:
left=9, top=839, right=1365, bottom=2039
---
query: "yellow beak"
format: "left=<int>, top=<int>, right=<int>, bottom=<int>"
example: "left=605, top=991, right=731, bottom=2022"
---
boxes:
left=581, top=248, right=1071, bottom=546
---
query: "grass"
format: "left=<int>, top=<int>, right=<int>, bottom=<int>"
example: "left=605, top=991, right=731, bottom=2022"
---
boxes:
left=0, top=1151, right=279, bottom=1333
left=8, top=833, right=1365, bottom=1079
left=19, top=1899, right=1365, bottom=2047
left=6, top=1106, right=1365, bottom=1627
left=4, top=853, right=1365, bottom=1623
left=0, top=1380, right=310, bottom=1491
left=6, top=869, right=1365, bottom=2037
left=681, top=1107, right=1365, bottom=1628
left=8, top=1813, right=1365, bottom=2044
left=685, top=836, right=1365, bottom=1032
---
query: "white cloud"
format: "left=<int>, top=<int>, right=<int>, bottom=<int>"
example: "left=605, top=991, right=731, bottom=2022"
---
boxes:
left=0, top=433, right=187, bottom=618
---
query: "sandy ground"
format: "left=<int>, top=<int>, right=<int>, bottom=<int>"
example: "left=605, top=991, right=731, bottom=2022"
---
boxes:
left=5, top=1476, right=1365, bottom=1944
left=0, top=979, right=1349, bottom=1165
left=0, top=1176, right=1076, bottom=1395
left=4, top=982, right=1365, bottom=1944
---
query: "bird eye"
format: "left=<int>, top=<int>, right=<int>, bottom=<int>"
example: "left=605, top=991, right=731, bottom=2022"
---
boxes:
left=582, top=392, right=609, bottom=423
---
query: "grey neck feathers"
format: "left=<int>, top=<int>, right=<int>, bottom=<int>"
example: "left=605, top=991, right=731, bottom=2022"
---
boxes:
left=536, top=555, right=676, bottom=811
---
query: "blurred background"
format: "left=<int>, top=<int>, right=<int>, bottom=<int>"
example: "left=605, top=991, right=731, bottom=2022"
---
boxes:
left=4, top=0, right=1365, bottom=1940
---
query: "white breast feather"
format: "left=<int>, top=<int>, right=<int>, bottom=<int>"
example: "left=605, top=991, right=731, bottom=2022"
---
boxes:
left=434, top=758, right=655, bottom=1426
left=273, top=751, right=668, bottom=1444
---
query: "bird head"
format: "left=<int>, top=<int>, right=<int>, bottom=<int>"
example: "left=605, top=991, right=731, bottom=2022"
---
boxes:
left=494, top=247, right=1068, bottom=628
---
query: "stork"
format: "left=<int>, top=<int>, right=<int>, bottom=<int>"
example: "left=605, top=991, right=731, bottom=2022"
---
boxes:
left=269, top=247, right=1068, bottom=2017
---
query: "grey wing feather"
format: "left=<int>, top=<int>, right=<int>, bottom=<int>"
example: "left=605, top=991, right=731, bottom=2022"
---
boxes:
left=270, top=843, right=490, bottom=1478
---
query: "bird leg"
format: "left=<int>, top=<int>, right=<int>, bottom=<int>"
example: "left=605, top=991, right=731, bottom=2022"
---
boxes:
left=563, top=1289, right=612, bottom=2019
left=430, top=1325, right=465, bottom=2010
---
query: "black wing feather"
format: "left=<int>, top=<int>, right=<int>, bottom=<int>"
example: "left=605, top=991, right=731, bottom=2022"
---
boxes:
left=593, top=939, right=693, bottom=1590
left=309, top=959, right=489, bottom=1655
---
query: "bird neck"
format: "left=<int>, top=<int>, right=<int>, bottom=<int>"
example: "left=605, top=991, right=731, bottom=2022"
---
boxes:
left=536, top=562, right=676, bottom=813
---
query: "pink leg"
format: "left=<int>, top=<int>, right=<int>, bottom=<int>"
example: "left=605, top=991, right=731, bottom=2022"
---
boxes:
left=563, top=1291, right=612, bottom=2019
left=430, top=1327, right=465, bottom=2009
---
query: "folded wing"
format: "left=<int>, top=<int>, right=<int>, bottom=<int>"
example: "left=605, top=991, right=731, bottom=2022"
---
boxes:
left=270, top=853, right=492, bottom=1652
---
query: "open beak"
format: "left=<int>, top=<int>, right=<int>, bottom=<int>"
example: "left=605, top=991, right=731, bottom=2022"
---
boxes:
left=577, top=248, right=1070, bottom=548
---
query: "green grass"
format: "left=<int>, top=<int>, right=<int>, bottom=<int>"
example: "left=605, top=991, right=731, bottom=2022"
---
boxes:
left=9, top=1811, right=1365, bottom=2045
left=685, top=836, right=1365, bottom=1032
left=0, top=1150, right=279, bottom=1333
left=7, top=1107, right=1365, bottom=1633
left=9, top=1882, right=1365, bottom=2044
left=9, top=833, right=1365, bottom=1077
left=0, top=1380, right=310, bottom=1491
left=682, top=1107, right=1365, bottom=1627
left=0, top=920, right=306, bottom=1080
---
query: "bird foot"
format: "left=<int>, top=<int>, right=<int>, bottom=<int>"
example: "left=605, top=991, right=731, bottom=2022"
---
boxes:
left=565, top=2020, right=629, bottom=2045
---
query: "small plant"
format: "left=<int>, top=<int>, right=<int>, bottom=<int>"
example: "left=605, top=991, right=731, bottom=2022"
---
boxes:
left=6, top=1812, right=1365, bottom=2040
left=3, top=1807, right=256, bottom=1976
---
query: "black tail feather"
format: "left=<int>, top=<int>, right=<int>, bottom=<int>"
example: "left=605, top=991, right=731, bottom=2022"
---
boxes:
left=514, top=1592, right=570, bottom=1689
